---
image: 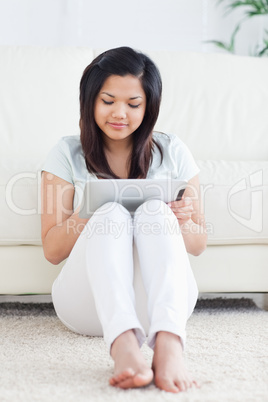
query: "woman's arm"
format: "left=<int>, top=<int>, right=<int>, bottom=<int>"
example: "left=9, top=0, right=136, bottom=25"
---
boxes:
left=167, top=175, right=207, bottom=256
left=41, top=172, right=89, bottom=265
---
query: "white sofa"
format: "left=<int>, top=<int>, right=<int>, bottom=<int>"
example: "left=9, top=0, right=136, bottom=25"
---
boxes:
left=1, top=46, right=268, bottom=297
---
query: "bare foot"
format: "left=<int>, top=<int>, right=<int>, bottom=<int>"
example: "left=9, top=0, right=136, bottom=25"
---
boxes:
left=109, top=330, right=154, bottom=389
left=152, top=331, right=198, bottom=393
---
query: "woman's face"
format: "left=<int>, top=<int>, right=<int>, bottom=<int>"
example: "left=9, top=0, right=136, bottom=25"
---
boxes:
left=94, top=74, right=146, bottom=145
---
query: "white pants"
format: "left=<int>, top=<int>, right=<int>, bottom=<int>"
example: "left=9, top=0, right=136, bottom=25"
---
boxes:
left=52, top=200, right=198, bottom=351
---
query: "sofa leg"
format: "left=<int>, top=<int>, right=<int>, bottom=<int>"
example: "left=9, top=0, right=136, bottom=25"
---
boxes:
left=262, top=293, right=268, bottom=311
left=247, top=293, right=268, bottom=311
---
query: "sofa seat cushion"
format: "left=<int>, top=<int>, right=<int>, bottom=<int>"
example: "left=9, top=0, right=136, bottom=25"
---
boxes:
left=1, top=159, right=268, bottom=246
left=198, top=160, right=268, bottom=245
left=0, top=159, right=43, bottom=246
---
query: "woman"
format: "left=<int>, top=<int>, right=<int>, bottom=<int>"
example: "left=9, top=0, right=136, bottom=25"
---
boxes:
left=41, top=46, right=207, bottom=393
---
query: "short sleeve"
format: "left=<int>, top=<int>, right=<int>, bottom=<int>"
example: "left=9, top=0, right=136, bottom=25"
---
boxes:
left=170, top=136, right=199, bottom=182
left=42, top=138, right=74, bottom=184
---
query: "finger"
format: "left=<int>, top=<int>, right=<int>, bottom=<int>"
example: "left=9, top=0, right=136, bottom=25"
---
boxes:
left=175, top=212, right=193, bottom=221
left=179, top=197, right=193, bottom=206
left=170, top=208, right=194, bottom=218
left=168, top=198, right=193, bottom=208
left=171, top=205, right=194, bottom=213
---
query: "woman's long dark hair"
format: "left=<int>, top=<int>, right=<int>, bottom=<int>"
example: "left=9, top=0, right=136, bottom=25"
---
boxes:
left=80, top=46, right=163, bottom=179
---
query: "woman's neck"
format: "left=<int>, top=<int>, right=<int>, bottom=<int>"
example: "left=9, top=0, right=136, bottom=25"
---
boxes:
left=102, top=136, right=133, bottom=179
left=103, top=135, right=133, bottom=156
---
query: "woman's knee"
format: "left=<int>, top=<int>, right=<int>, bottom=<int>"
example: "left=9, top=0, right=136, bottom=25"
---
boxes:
left=95, top=202, right=131, bottom=220
left=134, top=199, right=171, bottom=219
left=133, top=199, right=180, bottom=235
left=87, top=203, right=132, bottom=235
left=83, top=202, right=132, bottom=239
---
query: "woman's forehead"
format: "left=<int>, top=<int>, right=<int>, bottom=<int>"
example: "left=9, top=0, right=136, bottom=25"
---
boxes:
left=100, top=75, right=145, bottom=98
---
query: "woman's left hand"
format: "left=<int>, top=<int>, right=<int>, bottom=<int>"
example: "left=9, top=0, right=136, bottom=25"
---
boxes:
left=167, top=197, right=194, bottom=225
left=166, top=175, right=207, bottom=256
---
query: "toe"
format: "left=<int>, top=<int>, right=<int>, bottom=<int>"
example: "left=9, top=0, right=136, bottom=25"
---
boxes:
left=133, top=371, right=154, bottom=387
left=179, top=376, right=198, bottom=390
left=175, top=380, right=187, bottom=392
left=109, top=368, right=135, bottom=386
left=111, top=370, right=153, bottom=390
left=155, top=376, right=180, bottom=393
left=175, top=378, right=198, bottom=392
left=115, top=377, right=136, bottom=389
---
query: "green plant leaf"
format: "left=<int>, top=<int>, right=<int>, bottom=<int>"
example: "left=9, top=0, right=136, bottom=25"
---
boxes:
left=205, top=40, right=234, bottom=52
left=257, top=45, right=268, bottom=56
left=219, top=0, right=268, bottom=16
left=230, top=23, right=241, bottom=50
left=251, top=28, right=268, bottom=56
left=206, top=22, right=241, bottom=53
left=213, top=0, right=268, bottom=56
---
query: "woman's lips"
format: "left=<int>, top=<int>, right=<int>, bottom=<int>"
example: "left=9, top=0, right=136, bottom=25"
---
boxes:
left=107, top=122, right=128, bottom=129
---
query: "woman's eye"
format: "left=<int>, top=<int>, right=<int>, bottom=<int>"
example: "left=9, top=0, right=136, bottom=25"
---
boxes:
left=101, top=99, right=140, bottom=108
left=102, top=99, right=113, bottom=105
left=128, top=104, right=140, bottom=109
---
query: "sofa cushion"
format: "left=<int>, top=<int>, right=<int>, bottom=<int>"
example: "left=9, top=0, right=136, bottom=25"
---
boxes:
left=151, top=51, right=268, bottom=161
left=0, top=46, right=95, bottom=246
left=198, top=160, right=268, bottom=245
left=0, top=46, right=94, bottom=160
left=1, top=159, right=267, bottom=246
left=0, top=159, right=43, bottom=245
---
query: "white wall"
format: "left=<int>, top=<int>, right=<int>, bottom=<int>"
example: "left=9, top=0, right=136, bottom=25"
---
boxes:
left=0, top=0, right=265, bottom=55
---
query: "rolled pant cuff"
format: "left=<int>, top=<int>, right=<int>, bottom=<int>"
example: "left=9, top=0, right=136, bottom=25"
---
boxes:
left=105, top=319, right=146, bottom=353
left=147, top=324, right=186, bottom=350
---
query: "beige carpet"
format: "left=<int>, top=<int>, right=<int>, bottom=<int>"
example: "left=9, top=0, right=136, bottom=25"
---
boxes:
left=0, top=298, right=267, bottom=402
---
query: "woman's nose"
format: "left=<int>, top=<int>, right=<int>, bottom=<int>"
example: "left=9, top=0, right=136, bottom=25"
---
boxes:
left=111, top=103, right=127, bottom=119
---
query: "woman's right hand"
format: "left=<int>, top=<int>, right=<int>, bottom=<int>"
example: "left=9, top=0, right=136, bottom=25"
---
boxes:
left=41, top=172, right=89, bottom=265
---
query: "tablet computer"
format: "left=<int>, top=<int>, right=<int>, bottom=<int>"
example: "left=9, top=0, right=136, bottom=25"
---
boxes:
left=79, top=179, right=187, bottom=218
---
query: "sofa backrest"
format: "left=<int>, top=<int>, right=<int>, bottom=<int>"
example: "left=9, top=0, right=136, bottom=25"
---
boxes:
left=1, top=47, right=268, bottom=162
left=151, top=50, right=268, bottom=161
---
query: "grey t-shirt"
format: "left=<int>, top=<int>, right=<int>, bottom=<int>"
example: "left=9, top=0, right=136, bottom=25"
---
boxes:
left=43, top=131, right=199, bottom=209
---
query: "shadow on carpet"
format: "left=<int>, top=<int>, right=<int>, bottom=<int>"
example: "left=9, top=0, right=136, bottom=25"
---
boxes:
left=195, top=297, right=261, bottom=311
left=0, top=297, right=261, bottom=317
